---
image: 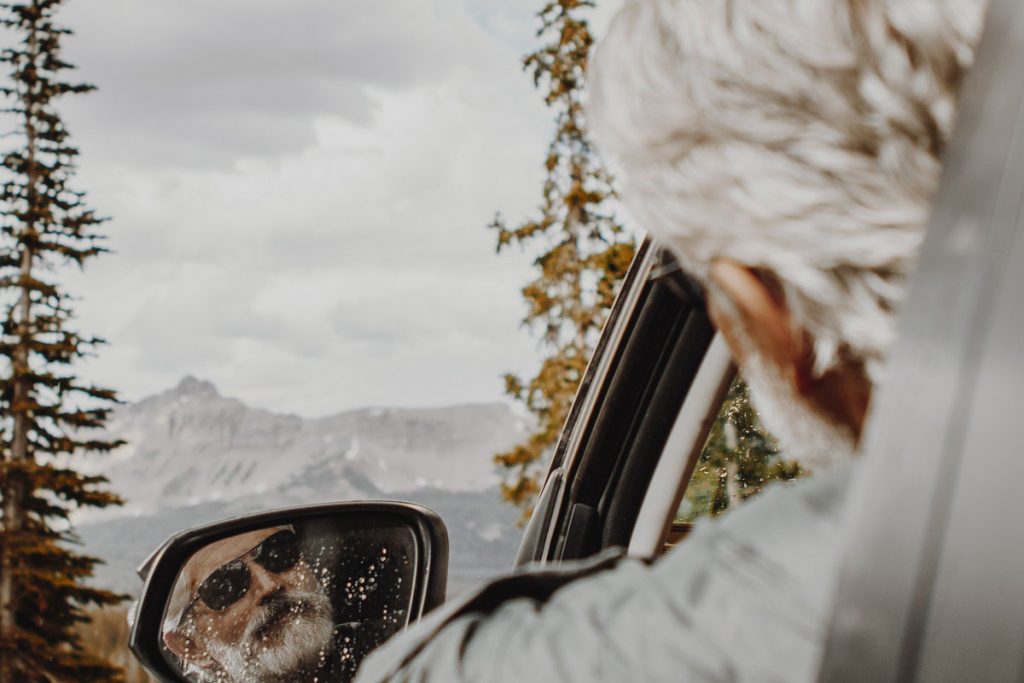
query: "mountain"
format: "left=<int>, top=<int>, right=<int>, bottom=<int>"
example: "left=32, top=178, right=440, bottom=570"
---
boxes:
left=73, top=377, right=529, bottom=596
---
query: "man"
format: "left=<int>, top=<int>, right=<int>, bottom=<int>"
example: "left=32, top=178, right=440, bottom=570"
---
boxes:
left=162, top=527, right=336, bottom=683
left=353, top=0, right=988, bottom=681
left=587, top=0, right=985, bottom=472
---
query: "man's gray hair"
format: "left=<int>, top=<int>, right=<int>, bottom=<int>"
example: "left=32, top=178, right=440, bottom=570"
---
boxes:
left=589, top=0, right=987, bottom=382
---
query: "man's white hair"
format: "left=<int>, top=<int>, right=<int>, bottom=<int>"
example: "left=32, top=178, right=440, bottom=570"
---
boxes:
left=589, top=0, right=987, bottom=382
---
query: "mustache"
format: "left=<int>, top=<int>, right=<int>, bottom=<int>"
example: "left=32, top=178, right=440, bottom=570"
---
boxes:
left=247, top=588, right=328, bottom=641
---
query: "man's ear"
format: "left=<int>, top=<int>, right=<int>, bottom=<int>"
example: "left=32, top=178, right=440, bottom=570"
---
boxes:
left=163, top=629, right=214, bottom=668
left=706, top=259, right=812, bottom=394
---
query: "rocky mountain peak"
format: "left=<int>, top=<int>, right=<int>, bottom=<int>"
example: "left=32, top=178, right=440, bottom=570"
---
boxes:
left=173, top=375, right=219, bottom=398
left=75, top=382, right=527, bottom=596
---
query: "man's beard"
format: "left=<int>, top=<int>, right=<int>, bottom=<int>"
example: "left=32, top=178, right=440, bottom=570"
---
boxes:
left=206, top=586, right=334, bottom=683
left=738, top=347, right=856, bottom=471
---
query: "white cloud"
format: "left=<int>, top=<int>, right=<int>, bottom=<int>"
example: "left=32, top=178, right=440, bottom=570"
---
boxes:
left=59, top=0, right=532, bottom=168
left=55, top=0, right=561, bottom=416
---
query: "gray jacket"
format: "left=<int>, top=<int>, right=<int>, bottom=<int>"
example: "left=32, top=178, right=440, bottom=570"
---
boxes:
left=355, top=464, right=853, bottom=683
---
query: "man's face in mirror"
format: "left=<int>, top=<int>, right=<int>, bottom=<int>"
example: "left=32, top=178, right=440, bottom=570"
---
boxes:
left=163, top=528, right=334, bottom=682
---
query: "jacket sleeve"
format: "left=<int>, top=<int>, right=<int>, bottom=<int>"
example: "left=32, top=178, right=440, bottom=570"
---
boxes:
left=354, top=463, right=853, bottom=683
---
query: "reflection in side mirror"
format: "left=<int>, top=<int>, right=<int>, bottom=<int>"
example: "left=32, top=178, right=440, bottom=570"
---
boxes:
left=129, top=503, right=448, bottom=683
left=164, top=522, right=411, bottom=682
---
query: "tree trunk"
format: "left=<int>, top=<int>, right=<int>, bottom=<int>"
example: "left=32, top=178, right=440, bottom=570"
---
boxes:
left=0, top=7, right=39, bottom=680
left=725, top=461, right=741, bottom=509
left=0, top=223, right=34, bottom=683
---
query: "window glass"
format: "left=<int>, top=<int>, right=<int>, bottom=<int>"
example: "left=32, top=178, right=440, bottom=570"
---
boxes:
left=675, top=375, right=803, bottom=525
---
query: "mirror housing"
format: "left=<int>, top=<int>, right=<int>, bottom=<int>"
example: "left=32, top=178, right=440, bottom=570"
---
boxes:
left=129, top=501, right=447, bottom=682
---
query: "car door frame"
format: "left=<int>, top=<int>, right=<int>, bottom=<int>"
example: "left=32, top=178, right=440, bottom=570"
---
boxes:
left=514, top=237, right=734, bottom=567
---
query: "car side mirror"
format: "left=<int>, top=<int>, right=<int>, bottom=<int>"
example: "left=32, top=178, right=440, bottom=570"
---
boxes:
left=128, top=502, right=448, bottom=683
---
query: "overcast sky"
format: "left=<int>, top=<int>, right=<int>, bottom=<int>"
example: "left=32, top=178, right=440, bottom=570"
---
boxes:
left=46, top=0, right=625, bottom=417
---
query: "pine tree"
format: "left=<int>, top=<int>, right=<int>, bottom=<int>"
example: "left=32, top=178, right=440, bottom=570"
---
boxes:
left=0, top=1, right=125, bottom=680
left=491, top=0, right=635, bottom=520
left=678, top=377, right=803, bottom=523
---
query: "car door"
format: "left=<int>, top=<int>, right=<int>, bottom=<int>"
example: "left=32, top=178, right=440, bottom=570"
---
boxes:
left=514, top=237, right=736, bottom=567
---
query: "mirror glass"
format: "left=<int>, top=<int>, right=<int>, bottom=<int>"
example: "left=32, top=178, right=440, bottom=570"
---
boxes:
left=159, top=516, right=418, bottom=682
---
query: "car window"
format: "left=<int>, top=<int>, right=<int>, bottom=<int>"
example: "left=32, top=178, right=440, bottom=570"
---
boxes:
left=664, top=375, right=803, bottom=550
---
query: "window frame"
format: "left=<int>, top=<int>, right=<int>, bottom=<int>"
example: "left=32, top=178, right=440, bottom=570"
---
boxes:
left=514, top=239, right=730, bottom=566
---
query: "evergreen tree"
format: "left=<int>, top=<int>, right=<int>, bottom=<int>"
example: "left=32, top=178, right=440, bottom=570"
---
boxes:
left=0, top=1, right=125, bottom=680
left=491, top=0, right=635, bottom=519
left=678, top=377, right=803, bottom=523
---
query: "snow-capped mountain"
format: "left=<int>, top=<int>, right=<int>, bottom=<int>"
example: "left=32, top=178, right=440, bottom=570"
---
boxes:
left=74, top=377, right=529, bottom=595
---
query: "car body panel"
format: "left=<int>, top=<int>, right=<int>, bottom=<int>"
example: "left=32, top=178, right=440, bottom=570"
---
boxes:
left=818, top=1, right=1024, bottom=679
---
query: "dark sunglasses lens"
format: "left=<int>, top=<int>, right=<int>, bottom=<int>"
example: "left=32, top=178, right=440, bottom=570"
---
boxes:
left=197, top=560, right=250, bottom=611
left=254, top=530, right=300, bottom=573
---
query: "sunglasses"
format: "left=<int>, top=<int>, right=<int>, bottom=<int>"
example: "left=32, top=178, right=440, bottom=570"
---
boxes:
left=191, top=529, right=302, bottom=612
